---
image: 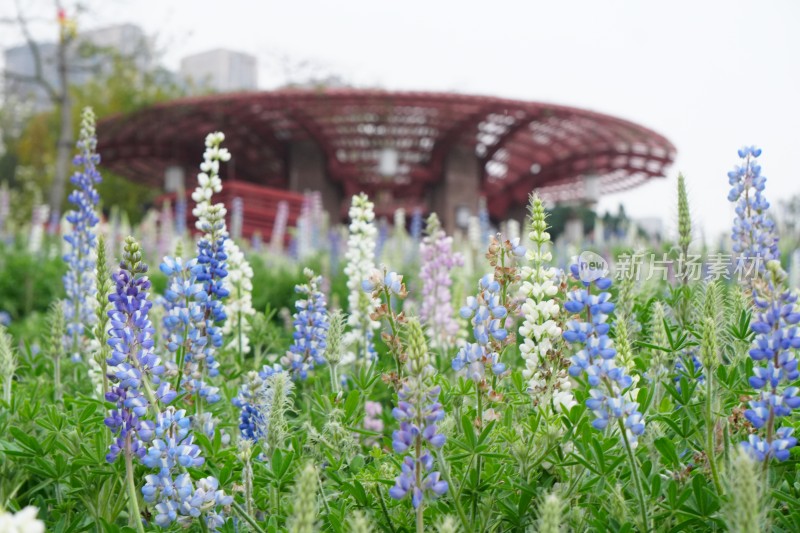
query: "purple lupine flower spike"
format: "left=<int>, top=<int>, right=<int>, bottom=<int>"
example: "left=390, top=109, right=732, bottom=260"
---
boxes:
left=563, top=262, right=645, bottom=443
left=419, top=213, right=464, bottom=350
left=453, top=273, right=508, bottom=382
left=63, top=108, right=102, bottom=361
left=389, top=319, right=448, bottom=509
left=281, top=268, right=330, bottom=379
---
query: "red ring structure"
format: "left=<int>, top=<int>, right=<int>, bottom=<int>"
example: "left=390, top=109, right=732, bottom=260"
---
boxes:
left=98, top=88, right=675, bottom=229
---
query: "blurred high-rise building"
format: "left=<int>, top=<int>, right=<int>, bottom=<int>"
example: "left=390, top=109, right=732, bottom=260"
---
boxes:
left=180, top=49, right=258, bottom=93
left=2, top=23, right=153, bottom=111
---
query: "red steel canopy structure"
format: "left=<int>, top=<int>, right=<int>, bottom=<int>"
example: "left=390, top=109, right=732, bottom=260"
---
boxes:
left=98, top=89, right=675, bottom=232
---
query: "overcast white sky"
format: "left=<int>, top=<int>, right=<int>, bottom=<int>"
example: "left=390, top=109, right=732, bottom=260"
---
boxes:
left=4, top=0, right=800, bottom=242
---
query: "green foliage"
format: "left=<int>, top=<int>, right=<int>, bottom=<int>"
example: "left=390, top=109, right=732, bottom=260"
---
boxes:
left=0, top=240, right=66, bottom=321
left=2, top=141, right=800, bottom=532
left=2, top=256, right=800, bottom=532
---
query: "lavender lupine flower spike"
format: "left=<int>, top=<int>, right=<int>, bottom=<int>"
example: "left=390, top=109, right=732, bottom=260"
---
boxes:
left=419, top=213, right=464, bottom=350
left=563, top=263, right=645, bottom=442
left=281, top=268, right=329, bottom=379
left=726, top=147, right=800, bottom=461
left=232, top=364, right=284, bottom=442
left=105, top=237, right=175, bottom=464
left=728, top=146, right=779, bottom=275
left=180, top=132, right=231, bottom=418
left=140, top=407, right=233, bottom=530
left=63, top=107, right=102, bottom=360
left=453, top=274, right=509, bottom=382
left=160, top=256, right=210, bottom=390
left=740, top=262, right=800, bottom=461
left=106, top=241, right=231, bottom=531
left=389, top=319, right=448, bottom=511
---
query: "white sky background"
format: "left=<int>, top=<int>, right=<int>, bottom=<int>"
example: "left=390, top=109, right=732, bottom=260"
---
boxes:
left=3, top=0, right=800, bottom=243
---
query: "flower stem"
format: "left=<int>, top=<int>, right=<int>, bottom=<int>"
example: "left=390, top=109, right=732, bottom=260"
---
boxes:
left=243, top=458, right=254, bottom=517
left=375, top=485, right=397, bottom=533
left=173, top=323, right=188, bottom=392
left=329, top=362, right=338, bottom=393
left=124, top=438, right=145, bottom=533
left=473, top=381, right=483, bottom=522
left=232, top=500, right=267, bottom=533
left=3, top=375, right=11, bottom=405
left=618, top=419, right=649, bottom=533
left=141, top=378, right=161, bottom=418
left=101, top=354, right=108, bottom=400
left=318, top=470, right=331, bottom=519
left=54, top=352, right=62, bottom=403
left=705, top=368, right=723, bottom=495
left=383, top=285, right=402, bottom=374
left=436, top=450, right=472, bottom=533
left=415, top=436, right=424, bottom=533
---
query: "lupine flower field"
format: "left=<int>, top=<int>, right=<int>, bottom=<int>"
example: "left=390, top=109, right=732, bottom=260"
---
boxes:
left=3, top=107, right=800, bottom=533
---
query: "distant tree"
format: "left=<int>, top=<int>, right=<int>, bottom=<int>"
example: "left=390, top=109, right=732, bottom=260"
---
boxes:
left=9, top=55, right=185, bottom=224
left=547, top=205, right=596, bottom=241
left=2, top=1, right=166, bottom=220
left=1, top=0, right=78, bottom=218
left=2, top=3, right=184, bottom=224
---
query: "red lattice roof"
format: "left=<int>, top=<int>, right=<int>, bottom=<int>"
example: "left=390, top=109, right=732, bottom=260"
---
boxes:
left=98, top=89, right=675, bottom=218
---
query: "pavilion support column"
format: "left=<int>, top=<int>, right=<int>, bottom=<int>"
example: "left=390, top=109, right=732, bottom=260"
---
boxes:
left=432, top=146, right=481, bottom=234
left=288, top=140, right=342, bottom=222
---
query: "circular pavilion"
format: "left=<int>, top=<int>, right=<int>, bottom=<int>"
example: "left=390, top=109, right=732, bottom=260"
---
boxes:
left=97, top=89, right=675, bottom=233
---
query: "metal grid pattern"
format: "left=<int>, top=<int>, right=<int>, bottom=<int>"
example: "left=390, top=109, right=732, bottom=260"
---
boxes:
left=98, top=89, right=675, bottom=218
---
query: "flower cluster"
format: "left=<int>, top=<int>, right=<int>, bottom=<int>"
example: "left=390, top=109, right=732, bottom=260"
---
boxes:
left=281, top=268, right=329, bottom=379
left=389, top=319, right=448, bottom=508
left=741, top=261, right=800, bottom=461
left=269, top=200, right=289, bottom=253
left=29, top=203, right=49, bottom=254
left=105, top=237, right=175, bottom=463
left=477, top=196, right=491, bottom=249
left=158, top=200, right=175, bottom=259
left=295, top=191, right=325, bottom=260
left=232, top=364, right=284, bottom=442
left=419, top=213, right=464, bottom=349
left=563, top=264, right=645, bottom=442
left=363, top=400, right=384, bottom=445
left=410, top=207, right=423, bottom=242
left=185, top=132, right=232, bottom=412
left=0, top=507, right=45, bottom=533
left=518, top=195, right=574, bottom=411
left=342, top=193, right=380, bottom=363
left=453, top=274, right=508, bottom=382
left=728, top=146, right=779, bottom=272
left=0, top=323, right=15, bottom=405
left=230, top=196, right=243, bottom=240
left=175, top=192, right=187, bottom=237
left=63, top=107, right=102, bottom=359
left=363, top=269, right=408, bottom=365
left=221, top=239, right=255, bottom=357
left=141, top=407, right=232, bottom=530
left=159, top=256, right=220, bottom=403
